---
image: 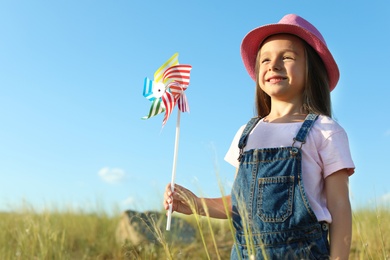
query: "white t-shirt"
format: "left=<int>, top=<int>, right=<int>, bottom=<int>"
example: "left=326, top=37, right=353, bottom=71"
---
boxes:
left=224, top=115, right=355, bottom=223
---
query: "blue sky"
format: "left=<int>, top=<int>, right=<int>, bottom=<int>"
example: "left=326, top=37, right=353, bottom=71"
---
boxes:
left=1, top=1, right=389, bottom=214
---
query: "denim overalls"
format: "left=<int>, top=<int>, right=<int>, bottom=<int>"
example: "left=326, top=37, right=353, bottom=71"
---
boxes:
left=231, top=114, right=330, bottom=260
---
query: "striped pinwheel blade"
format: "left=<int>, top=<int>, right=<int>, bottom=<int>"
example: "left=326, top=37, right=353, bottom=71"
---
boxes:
left=143, top=78, right=155, bottom=101
left=142, top=98, right=165, bottom=120
left=161, top=91, right=175, bottom=126
left=177, top=92, right=189, bottom=113
left=163, top=64, right=192, bottom=86
left=154, top=53, right=179, bottom=83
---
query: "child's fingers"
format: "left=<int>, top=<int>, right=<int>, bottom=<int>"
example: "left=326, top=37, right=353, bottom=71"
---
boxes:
left=165, top=183, right=179, bottom=197
left=163, top=183, right=196, bottom=215
left=163, top=183, right=179, bottom=211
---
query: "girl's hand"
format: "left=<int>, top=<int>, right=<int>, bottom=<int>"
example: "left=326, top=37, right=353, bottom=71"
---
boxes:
left=163, top=183, right=199, bottom=215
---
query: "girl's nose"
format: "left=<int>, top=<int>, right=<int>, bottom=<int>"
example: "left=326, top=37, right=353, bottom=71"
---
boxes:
left=269, top=61, right=282, bottom=71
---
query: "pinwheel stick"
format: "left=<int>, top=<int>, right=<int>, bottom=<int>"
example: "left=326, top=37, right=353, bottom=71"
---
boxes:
left=166, top=109, right=181, bottom=231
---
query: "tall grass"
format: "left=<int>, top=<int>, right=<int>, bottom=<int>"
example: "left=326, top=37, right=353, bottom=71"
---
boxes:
left=0, top=204, right=124, bottom=260
left=351, top=206, right=390, bottom=259
left=0, top=202, right=389, bottom=259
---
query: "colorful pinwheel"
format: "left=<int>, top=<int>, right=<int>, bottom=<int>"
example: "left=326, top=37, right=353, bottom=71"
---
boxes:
left=141, top=53, right=192, bottom=231
left=142, top=53, right=192, bottom=126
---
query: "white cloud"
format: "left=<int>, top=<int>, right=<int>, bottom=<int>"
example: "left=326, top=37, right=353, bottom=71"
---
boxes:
left=379, top=193, right=390, bottom=204
left=122, top=196, right=135, bottom=206
left=98, top=167, right=126, bottom=184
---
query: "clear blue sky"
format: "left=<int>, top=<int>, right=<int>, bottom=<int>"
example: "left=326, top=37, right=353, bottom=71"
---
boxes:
left=1, top=1, right=389, bottom=214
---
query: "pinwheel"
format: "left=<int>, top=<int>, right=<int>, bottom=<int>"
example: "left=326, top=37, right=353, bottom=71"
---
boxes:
left=142, top=53, right=192, bottom=126
left=142, top=53, right=192, bottom=230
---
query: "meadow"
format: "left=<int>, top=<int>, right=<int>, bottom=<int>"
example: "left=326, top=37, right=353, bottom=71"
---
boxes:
left=0, top=203, right=389, bottom=259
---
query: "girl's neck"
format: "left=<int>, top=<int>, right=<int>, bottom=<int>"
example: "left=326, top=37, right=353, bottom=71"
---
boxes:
left=264, top=106, right=307, bottom=123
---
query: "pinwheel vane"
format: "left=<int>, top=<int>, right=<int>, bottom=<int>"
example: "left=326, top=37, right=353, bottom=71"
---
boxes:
left=142, top=53, right=192, bottom=126
left=142, top=53, right=192, bottom=231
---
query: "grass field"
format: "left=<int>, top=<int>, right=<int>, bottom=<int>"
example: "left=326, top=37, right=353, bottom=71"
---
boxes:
left=0, top=204, right=389, bottom=259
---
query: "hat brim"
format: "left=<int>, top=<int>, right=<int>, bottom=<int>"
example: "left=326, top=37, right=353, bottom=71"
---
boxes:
left=241, top=23, right=339, bottom=91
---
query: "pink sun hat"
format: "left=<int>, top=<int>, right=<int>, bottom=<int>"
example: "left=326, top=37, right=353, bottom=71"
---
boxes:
left=241, top=14, right=339, bottom=91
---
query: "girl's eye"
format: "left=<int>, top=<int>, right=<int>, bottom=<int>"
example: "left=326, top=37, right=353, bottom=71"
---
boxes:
left=283, top=56, right=294, bottom=60
left=261, top=58, right=270, bottom=63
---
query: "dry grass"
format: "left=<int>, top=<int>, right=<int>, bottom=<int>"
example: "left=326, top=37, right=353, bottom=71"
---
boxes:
left=0, top=207, right=123, bottom=259
left=351, top=206, right=390, bottom=259
left=0, top=202, right=389, bottom=259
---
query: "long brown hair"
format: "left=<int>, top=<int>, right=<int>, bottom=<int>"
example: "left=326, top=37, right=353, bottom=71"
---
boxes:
left=254, top=35, right=332, bottom=118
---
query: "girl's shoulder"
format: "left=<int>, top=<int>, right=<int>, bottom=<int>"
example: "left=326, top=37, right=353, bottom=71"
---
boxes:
left=315, top=115, right=345, bottom=129
left=312, top=115, right=348, bottom=139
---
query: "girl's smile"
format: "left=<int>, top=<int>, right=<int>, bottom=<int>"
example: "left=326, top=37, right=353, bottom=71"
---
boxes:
left=266, top=75, right=288, bottom=84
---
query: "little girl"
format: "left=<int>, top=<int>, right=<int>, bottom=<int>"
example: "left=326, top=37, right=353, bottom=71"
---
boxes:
left=164, top=14, right=355, bottom=260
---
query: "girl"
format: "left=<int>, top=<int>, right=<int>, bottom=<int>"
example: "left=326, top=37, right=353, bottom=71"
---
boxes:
left=164, top=14, right=355, bottom=260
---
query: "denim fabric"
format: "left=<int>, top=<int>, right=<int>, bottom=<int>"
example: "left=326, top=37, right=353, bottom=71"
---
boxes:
left=231, top=114, right=330, bottom=260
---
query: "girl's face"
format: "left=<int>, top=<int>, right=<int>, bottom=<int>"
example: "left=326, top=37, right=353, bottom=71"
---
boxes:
left=258, top=34, right=306, bottom=102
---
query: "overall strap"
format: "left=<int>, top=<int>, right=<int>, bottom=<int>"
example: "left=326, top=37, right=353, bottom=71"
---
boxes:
left=237, top=117, right=262, bottom=161
left=292, top=114, right=319, bottom=149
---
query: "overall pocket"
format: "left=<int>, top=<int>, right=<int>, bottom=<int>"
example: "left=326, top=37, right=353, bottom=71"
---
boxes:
left=257, top=176, right=294, bottom=222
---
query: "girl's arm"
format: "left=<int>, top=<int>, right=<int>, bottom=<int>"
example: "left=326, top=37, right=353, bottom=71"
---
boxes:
left=325, top=169, right=352, bottom=260
left=195, top=196, right=232, bottom=219
left=163, top=183, right=232, bottom=219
